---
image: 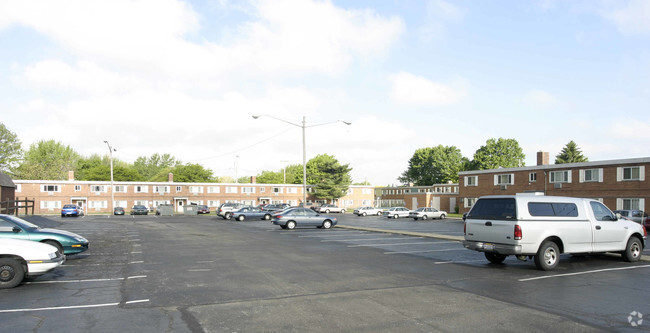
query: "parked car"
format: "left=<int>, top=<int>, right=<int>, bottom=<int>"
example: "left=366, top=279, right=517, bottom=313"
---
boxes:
left=262, top=203, right=291, bottom=212
left=383, top=207, right=410, bottom=219
left=231, top=206, right=273, bottom=221
left=271, top=208, right=338, bottom=230
left=217, top=203, right=244, bottom=219
left=614, top=210, right=648, bottom=224
left=61, top=204, right=83, bottom=217
left=0, top=214, right=89, bottom=255
left=409, top=207, right=447, bottom=220
left=316, top=204, right=346, bottom=214
left=197, top=205, right=210, bottom=214
left=0, top=238, right=65, bottom=289
left=463, top=195, right=646, bottom=270
left=130, top=205, right=149, bottom=215
left=113, top=207, right=125, bottom=215
left=354, top=207, right=384, bottom=216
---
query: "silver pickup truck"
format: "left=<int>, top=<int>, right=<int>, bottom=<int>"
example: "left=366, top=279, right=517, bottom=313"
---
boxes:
left=462, top=194, right=646, bottom=270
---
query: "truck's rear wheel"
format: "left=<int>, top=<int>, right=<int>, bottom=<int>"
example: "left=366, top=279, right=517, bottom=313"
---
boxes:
left=534, top=241, right=560, bottom=271
left=485, top=252, right=507, bottom=264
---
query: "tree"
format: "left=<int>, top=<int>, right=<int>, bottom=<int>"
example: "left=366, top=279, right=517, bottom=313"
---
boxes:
left=151, top=163, right=214, bottom=183
left=295, top=154, right=352, bottom=200
left=133, top=153, right=179, bottom=181
left=82, top=165, right=143, bottom=181
left=256, top=170, right=284, bottom=184
left=13, top=140, right=80, bottom=180
left=398, top=145, right=465, bottom=185
left=555, top=141, right=588, bottom=164
left=256, top=164, right=302, bottom=184
left=0, top=122, right=23, bottom=173
left=471, top=138, right=525, bottom=170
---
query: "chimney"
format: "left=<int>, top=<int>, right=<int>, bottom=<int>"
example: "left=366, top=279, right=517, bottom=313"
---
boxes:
left=68, top=170, right=75, bottom=181
left=168, top=173, right=173, bottom=182
left=250, top=176, right=256, bottom=184
left=537, top=151, right=549, bottom=166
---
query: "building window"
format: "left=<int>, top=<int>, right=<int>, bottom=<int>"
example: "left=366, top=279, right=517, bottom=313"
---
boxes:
left=494, top=174, right=514, bottom=186
left=619, top=166, right=644, bottom=181
left=135, top=186, right=148, bottom=193
left=114, top=185, right=127, bottom=193
left=154, top=186, right=169, bottom=194
left=91, top=185, right=106, bottom=192
left=260, top=187, right=265, bottom=193
left=225, top=187, right=238, bottom=194
left=176, top=186, right=182, bottom=192
left=464, top=176, right=478, bottom=187
left=42, top=185, right=60, bottom=192
left=272, top=187, right=283, bottom=194
left=242, top=187, right=255, bottom=194
left=40, top=201, right=61, bottom=209
left=618, top=198, right=643, bottom=210
left=89, top=201, right=108, bottom=209
left=464, top=198, right=477, bottom=208
left=549, top=170, right=571, bottom=183
left=208, top=200, right=221, bottom=207
left=580, top=169, right=602, bottom=183
left=15, top=184, right=21, bottom=192
left=207, top=186, right=220, bottom=194
left=287, top=187, right=297, bottom=194
left=114, top=200, right=127, bottom=208
left=362, top=188, right=372, bottom=195
left=529, top=173, right=537, bottom=182
left=189, top=186, right=203, bottom=194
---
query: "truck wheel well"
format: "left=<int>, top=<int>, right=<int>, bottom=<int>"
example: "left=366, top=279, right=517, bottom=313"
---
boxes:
left=541, top=236, right=564, bottom=253
left=631, top=233, right=645, bottom=248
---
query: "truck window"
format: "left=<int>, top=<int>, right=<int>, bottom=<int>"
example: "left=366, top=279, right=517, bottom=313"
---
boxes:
left=590, top=201, right=616, bottom=221
left=467, top=198, right=516, bottom=220
left=528, top=202, right=578, bottom=217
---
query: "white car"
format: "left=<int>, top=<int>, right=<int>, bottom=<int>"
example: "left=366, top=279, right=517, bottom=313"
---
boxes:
left=409, top=207, right=447, bottom=220
left=317, top=204, right=346, bottom=214
left=354, top=207, right=384, bottom=216
left=383, top=207, right=411, bottom=219
left=0, top=238, right=65, bottom=288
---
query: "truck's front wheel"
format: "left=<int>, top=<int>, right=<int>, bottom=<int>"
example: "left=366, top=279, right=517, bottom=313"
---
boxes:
left=534, top=241, right=560, bottom=271
left=622, top=237, right=642, bottom=262
left=485, top=252, right=507, bottom=264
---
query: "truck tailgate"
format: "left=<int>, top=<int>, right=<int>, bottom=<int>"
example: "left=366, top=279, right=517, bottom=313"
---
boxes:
left=465, top=219, right=517, bottom=245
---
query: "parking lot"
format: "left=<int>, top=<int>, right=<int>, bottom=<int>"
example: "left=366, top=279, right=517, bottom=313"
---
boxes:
left=2, top=213, right=650, bottom=332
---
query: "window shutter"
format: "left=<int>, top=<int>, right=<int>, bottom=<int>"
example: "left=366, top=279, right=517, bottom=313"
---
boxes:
left=509, top=174, right=514, bottom=185
left=567, top=171, right=572, bottom=183
left=616, top=198, right=623, bottom=210
left=617, top=167, right=623, bottom=182
left=640, top=198, right=646, bottom=213
left=598, top=168, right=604, bottom=182
left=640, top=166, right=645, bottom=181
left=494, top=175, right=498, bottom=185
left=579, top=170, right=584, bottom=183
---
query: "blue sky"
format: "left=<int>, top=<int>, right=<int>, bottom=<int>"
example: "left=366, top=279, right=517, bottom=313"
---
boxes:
left=1, top=0, right=649, bottom=185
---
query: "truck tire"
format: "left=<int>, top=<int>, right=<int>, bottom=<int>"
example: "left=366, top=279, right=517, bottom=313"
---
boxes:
left=622, top=236, right=642, bottom=262
left=534, top=241, right=560, bottom=271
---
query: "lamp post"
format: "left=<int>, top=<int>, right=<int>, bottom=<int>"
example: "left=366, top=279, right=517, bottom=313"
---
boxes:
left=252, top=114, right=351, bottom=206
left=280, top=160, right=288, bottom=184
left=104, top=141, right=116, bottom=213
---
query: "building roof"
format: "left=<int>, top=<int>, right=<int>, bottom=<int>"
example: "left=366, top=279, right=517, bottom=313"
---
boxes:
left=0, top=172, right=16, bottom=188
left=458, top=157, right=650, bottom=175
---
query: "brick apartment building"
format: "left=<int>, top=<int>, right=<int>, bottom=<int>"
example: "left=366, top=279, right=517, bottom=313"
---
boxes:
left=375, top=183, right=459, bottom=212
left=458, top=152, right=649, bottom=214
left=13, top=172, right=375, bottom=215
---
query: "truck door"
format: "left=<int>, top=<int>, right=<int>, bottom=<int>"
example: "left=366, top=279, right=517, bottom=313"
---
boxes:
left=590, top=201, right=628, bottom=252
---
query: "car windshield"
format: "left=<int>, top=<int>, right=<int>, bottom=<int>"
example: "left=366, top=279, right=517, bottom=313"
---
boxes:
left=2, top=215, right=40, bottom=229
left=63, top=204, right=76, bottom=208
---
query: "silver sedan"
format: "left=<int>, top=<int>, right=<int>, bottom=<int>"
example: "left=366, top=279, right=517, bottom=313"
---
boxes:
left=272, top=208, right=338, bottom=229
left=408, top=207, right=447, bottom=220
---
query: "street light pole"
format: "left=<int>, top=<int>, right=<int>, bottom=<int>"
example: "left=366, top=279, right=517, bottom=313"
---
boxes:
left=252, top=114, right=351, bottom=207
left=104, top=141, right=116, bottom=214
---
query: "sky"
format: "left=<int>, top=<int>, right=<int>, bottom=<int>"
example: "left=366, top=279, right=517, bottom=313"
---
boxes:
left=1, top=0, right=649, bottom=186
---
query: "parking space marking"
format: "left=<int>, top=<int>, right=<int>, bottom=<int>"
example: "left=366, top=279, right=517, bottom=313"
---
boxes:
left=384, top=248, right=465, bottom=255
left=518, top=264, right=650, bottom=282
left=25, top=275, right=147, bottom=284
left=297, top=232, right=370, bottom=238
left=434, top=260, right=485, bottom=265
left=0, top=299, right=150, bottom=313
left=188, top=269, right=212, bottom=272
left=321, top=237, right=423, bottom=242
left=348, top=241, right=450, bottom=247
left=196, top=260, right=214, bottom=263
left=129, top=261, right=144, bottom=264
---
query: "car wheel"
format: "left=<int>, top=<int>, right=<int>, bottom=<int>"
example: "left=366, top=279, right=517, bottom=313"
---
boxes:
left=413, top=217, right=418, bottom=221
left=377, top=211, right=382, bottom=216
left=280, top=225, right=287, bottom=229
left=286, top=221, right=296, bottom=230
left=393, top=214, right=399, bottom=219
left=440, top=214, right=446, bottom=219
left=534, top=241, right=560, bottom=271
left=0, top=258, right=25, bottom=289
left=422, top=215, right=428, bottom=220
left=622, top=237, right=642, bottom=262
left=322, top=220, right=332, bottom=229
left=237, top=215, right=245, bottom=221
left=224, top=212, right=232, bottom=220
left=325, top=209, right=330, bottom=214
left=341, top=209, right=346, bottom=213
left=43, top=240, right=64, bottom=254
left=361, top=212, right=367, bottom=217
left=264, top=214, right=271, bottom=220
left=485, top=252, right=507, bottom=264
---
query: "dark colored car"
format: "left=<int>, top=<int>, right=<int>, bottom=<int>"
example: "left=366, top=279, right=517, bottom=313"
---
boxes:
left=61, top=204, right=83, bottom=217
left=262, top=203, right=291, bottom=212
left=0, top=214, right=89, bottom=255
left=130, top=205, right=149, bottom=215
left=271, top=208, right=337, bottom=230
left=113, top=207, right=125, bottom=215
left=197, top=205, right=210, bottom=214
left=231, top=206, right=273, bottom=221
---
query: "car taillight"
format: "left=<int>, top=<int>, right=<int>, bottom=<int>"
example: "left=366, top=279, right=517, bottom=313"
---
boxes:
left=275, top=215, right=282, bottom=219
left=514, top=225, right=522, bottom=240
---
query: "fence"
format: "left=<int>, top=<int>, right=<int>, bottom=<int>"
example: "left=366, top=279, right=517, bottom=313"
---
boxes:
left=0, top=197, right=35, bottom=216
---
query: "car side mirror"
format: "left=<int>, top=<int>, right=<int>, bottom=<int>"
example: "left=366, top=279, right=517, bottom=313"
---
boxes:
left=12, top=227, right=21, bottom=233
left=462, top=213, right=467, bottom=222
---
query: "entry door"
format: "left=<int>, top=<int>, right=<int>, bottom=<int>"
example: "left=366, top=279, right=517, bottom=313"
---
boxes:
left=431, top=197, right=441, bottom=210
left=176, top=200, right=185, bottom=212
left=412, top=198, right=418, bottom=210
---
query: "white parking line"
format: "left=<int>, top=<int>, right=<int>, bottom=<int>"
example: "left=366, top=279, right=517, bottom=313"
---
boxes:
left=434, top=260, right=485, bottom=265
left=518, top=264, right=650, bottom=282
left=188, top=269, right=212, bottom=272
left=25, top=275, right=147, bottom=284
left=298, top=232, right=370, bottom=238
left=321, top=237, right=423, bottom=242
left=348, top=241, right=449, bottom=247
left=384, top=248, right=465, bottom=255
left=0, top=299, right=150, bottom=313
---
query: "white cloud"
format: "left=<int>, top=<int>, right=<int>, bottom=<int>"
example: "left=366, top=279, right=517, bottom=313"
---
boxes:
left=389, top=71, right=465, bottom=107
left=523, top=89, right=557, bottom=108
left=601, top=0, right=650, bottom=35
